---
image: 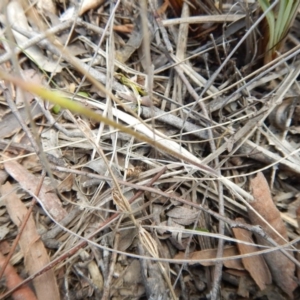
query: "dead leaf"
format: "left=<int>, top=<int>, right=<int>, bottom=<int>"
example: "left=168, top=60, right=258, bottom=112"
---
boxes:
left=4, top=160, right=67, bottom=221
left=79, top=0, right=105, bottom=16
left=268, top=98, right=294, bottom=130
left=56, top=173, right=74, bottom=193
left=167, top=206, right=199, bottom=225
left=0, top=241, right=11, bottom=255
left=0, top=223, right=10, bottom=240
left=110, top=259, right=145, bottom=299
left=123, top=259, right=143, bottom=284
left=1, top=182, right=60, bottom=300
left=41, top=129, right=62, bottom=159
left=7, top=1, right=62, bottom=73
left=0, top=250, right=37, bottom=300
left=0, top=170, right=9, bottom=187
left=174, top=246, right=244, bottom=270
left=118, top=228, right=137, bottom=252
left=232, top=217, right=272, bottom=290
left=37, top=0, right=57, bottom=15
left=237, top=274, right=256, bottom=298
left=113, top=24, right=134, bottom=33
left=0, top=101, right=43, bottom=139
left=295, top=199, right=300, bottom=231
left=79, top=250, right=103, bottom=291
left=249, top=172, right=297, bottom=298
left=115, top=16, right=143, bottom=64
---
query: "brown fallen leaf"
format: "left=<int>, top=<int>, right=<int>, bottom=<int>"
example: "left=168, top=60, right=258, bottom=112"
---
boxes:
left=1, top=182, right=60, bottom=300
left=0, top=250, right=37, bottom=300
left=4, top=160, right=67, bottom=221
left=174, top=246, right=244, bottom=270
left=249, top=172, right=297, bottom=298
left=232, top=217, right=272, bottom=291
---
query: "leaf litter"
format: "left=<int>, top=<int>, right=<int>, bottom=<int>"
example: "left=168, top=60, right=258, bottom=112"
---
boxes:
left=0, top=0, right=300, bottom=299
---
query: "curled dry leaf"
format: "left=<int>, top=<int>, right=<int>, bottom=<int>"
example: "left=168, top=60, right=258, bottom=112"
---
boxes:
left=268, top=97, right=298, bottom=130
left=249, top=172, right=297, bottom=298
left=232, top=217, right=272, bottom=291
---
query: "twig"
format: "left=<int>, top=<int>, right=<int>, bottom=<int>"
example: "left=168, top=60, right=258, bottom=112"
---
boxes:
left=162, top=14, right=245, bottom=26
left=101, top=232, right=120, bottom=300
